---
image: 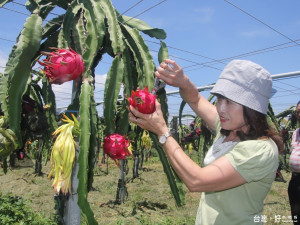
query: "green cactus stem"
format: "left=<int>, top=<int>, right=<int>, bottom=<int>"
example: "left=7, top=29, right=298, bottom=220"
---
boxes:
left=100, top=0, right=125, bottom=55
left=103, top=55, right=124, bottom=134
left=5, top=12, right=42, bottom=146
left=78, top=79, right=97, bottom=225
left=121, top=25, right=155, bottom=89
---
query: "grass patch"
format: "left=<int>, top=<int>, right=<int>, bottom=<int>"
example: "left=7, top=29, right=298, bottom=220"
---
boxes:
left=0, top=192, right=57, bottom=224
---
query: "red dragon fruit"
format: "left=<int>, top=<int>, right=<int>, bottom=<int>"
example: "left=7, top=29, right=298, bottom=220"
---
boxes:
left=38, top=48, right=85, bottom=85
left=103, top=133, right=132, bottom=166
left=128, top=86, right=156, bottom=114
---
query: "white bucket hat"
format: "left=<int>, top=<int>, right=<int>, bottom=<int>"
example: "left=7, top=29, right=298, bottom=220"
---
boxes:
left=210, top=59, right=272, bottom=115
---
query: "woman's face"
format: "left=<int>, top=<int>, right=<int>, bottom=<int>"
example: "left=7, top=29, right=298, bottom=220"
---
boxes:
left=216, top=96, right=247, bottom=132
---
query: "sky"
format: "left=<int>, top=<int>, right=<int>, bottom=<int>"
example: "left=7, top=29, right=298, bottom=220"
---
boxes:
left=0, top=0, right=300, bottom=124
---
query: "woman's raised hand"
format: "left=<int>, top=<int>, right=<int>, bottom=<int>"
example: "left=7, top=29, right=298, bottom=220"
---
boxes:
left=155, top=59, right=188, bottom=89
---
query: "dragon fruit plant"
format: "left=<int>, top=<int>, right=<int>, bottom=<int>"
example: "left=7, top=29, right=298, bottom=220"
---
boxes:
left=0, top=0, right=185, bottom=223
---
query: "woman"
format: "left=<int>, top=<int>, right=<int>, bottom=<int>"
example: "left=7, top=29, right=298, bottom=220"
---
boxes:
left=288, top=100, right=300, bottom=225
left=129, top=59, right=283, bottom=225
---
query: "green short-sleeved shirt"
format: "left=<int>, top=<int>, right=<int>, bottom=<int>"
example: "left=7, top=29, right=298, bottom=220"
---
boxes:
left=195, top=119, right=279, bottom=225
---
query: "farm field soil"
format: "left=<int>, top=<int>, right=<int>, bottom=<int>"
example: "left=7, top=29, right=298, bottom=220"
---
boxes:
left=0, top=156, right=293, bottom=225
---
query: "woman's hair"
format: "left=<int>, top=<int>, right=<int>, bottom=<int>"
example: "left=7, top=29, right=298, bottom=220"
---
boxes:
left=220, top=106, right=284, bottom=153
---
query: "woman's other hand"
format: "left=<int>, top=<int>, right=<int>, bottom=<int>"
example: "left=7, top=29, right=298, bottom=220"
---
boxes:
left=129, top=100, right=169, bottom=136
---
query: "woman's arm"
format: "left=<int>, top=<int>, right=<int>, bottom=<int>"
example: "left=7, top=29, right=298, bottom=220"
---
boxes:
left=129, top=101, right=246, bottom=192
left=162, top=136, right=246, bottom=192
left=155, top=59, right=218, bottom=130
